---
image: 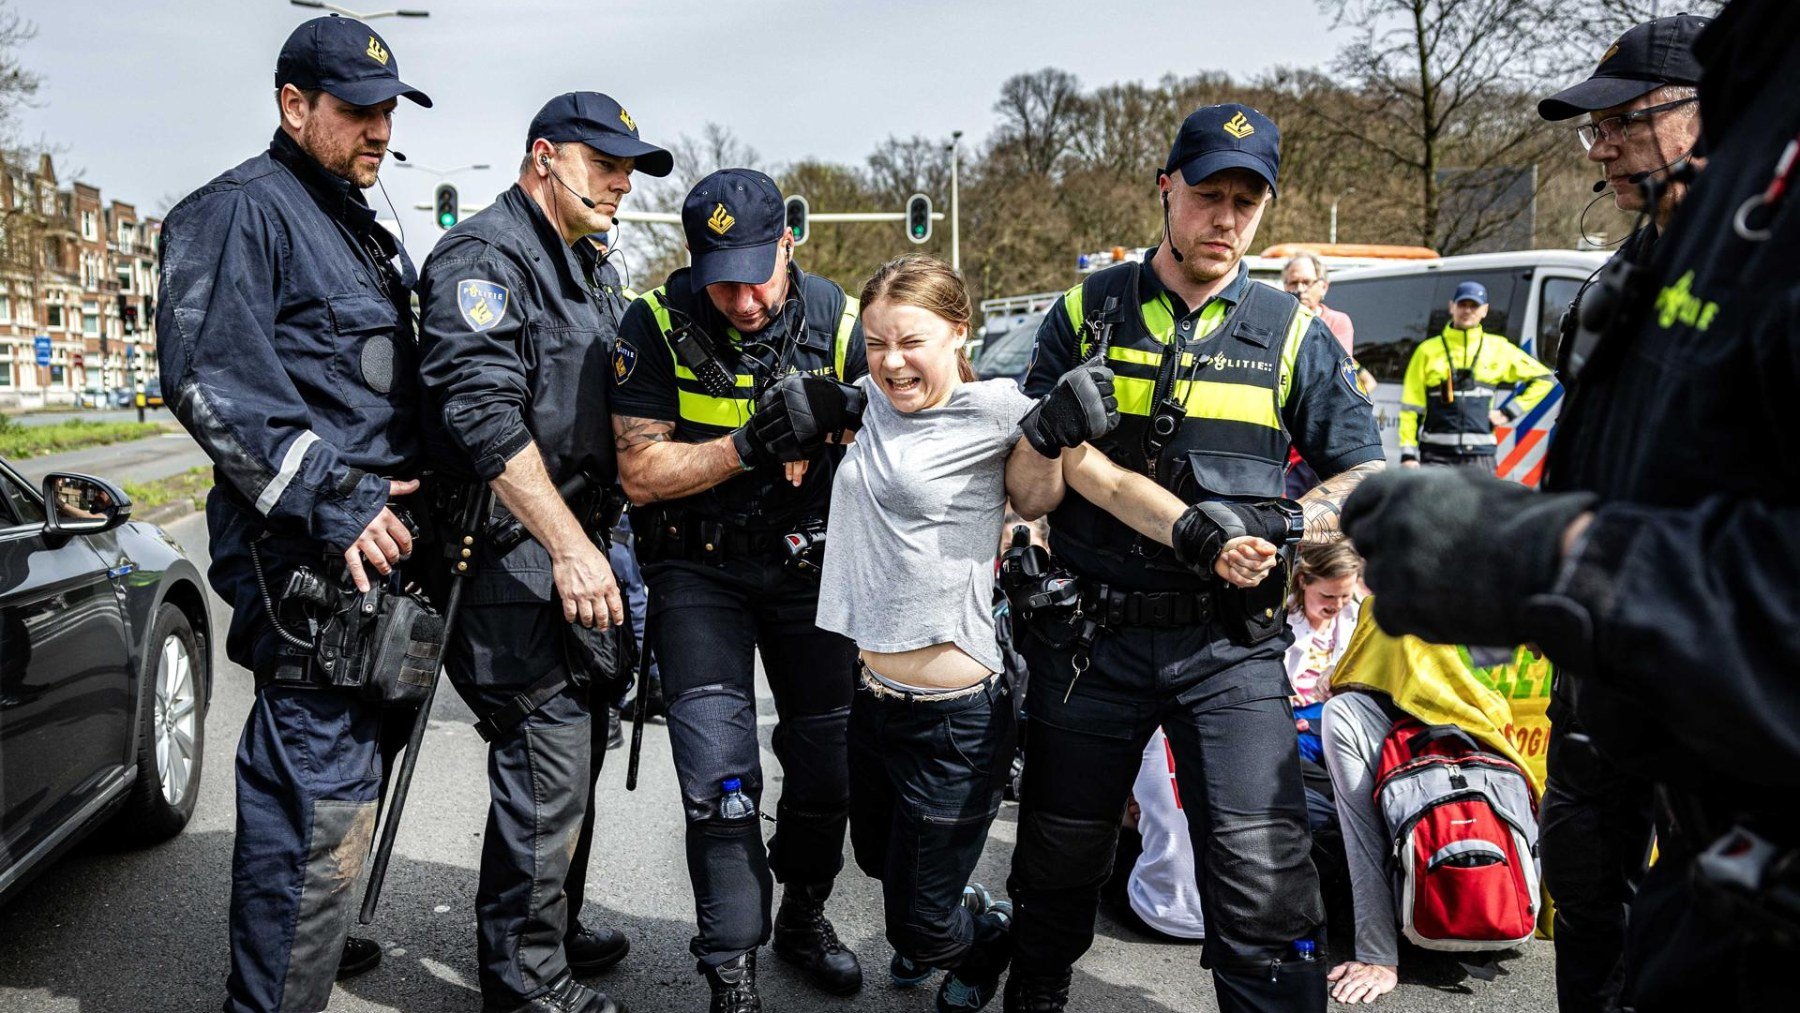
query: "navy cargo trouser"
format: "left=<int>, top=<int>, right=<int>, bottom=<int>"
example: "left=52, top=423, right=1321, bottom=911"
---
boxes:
left=226, top=676, right=385, bottom=1013
left=644, top=556, right=856, bottom=972
left=1011, top=618, right=1327, bottom=1013
left=447, top=602, right=594, bottom=1006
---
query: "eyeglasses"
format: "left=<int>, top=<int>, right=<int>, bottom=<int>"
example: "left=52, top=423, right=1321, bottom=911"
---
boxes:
left=1283, top=277, right=1322, bottom=293
left=1576, top=96, right=1699, bottom=151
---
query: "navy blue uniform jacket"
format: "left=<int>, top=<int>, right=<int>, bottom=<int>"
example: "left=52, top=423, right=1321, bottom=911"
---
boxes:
left=156, top=131, right=421, bottom=670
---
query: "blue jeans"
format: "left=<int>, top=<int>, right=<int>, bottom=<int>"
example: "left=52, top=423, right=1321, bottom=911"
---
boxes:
left=848, top=672, right=1016, bottom=969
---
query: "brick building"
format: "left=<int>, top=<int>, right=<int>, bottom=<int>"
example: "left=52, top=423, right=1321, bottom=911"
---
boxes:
left=1, top=152, right=161, bottom=412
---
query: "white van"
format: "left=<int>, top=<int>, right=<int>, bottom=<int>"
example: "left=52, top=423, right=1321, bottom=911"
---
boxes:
left=1325, top=250, right=1608, bottom=485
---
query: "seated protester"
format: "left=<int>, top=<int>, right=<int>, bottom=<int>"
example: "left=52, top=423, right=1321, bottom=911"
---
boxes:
left=1285, top=541, right=1364, bottom=827
left=1104, top=728, right=1207, bottom=944
left=1319, top=602, right=1542, bottom=1005
left=816, top=254, right=1220, bottom=1012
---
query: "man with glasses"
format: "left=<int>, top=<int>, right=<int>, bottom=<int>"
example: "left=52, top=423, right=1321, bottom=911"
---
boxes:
left=1533, top=14, right=1706, bottom=1013
left=1281, top=252, right=1354, bottom=356
left=1281, top=252, right=1369, bottom=495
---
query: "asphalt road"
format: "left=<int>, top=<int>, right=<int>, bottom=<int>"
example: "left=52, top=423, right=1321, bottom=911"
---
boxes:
left=13, top=425, right=211, bottom=488
left=0, top=512, right=1558, bottom=1012
left=5, top=408, right=168, bottom=429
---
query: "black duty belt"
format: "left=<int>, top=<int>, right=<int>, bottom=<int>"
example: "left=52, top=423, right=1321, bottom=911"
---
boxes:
left=1080, top=583, right=1213, bottom=628
left=643, top=513, right=791, bottom=564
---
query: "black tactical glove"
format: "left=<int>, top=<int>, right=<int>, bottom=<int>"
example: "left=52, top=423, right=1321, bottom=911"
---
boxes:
left=1341, top=469, right=1596, bottom=647
left=731, top=373, right=865, bottom=468
left=1171, top=500, right=1302, bottom=573
left=1020, top=357, right=1118, bottom=457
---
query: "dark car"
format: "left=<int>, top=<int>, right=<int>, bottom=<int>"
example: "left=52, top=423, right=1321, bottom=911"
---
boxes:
left=0, top=460, right=212, bottom=906
left=974, top=312, right=1045, bottom=386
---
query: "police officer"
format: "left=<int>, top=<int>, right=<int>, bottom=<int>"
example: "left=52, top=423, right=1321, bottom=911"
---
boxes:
left=1343, top=3, right=1800, bottom=1009
left=155, top=16, right=429, bottom=1012
left=1532, top=15, right=1706, bottom=1012
left=1006, top=104, right=1385, bottom=1012
left=1395, top=280, right=1555, bottom=470
left=609, top=168, right=867, bottom=1012
left=417, top=92, right=672, bottom=1013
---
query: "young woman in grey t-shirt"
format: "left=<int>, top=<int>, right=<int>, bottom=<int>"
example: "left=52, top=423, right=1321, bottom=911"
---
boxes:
left=813, top=256, right=1266, bottom=1010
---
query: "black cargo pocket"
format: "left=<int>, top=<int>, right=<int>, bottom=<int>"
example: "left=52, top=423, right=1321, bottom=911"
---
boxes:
left=1179, top=449, right=1286, bottom=502
left=326, top=294, right=404, bottom=407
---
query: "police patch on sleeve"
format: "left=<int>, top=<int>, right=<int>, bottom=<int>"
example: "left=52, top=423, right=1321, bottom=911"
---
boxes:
left=613, top=341, right=638, bottom=385
left=1340, top=356, right=1373, bottom=404
left=457, top=279, right=509, bottom=332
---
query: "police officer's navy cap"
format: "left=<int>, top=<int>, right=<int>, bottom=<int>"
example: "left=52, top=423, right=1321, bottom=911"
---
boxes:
left=682, top=168, right=786, bottom=289
left=1164, top=104, right=1280, bottom=195
left=276, top=15, right=431, bottom=108
left=1453, top=281, right=1489, bottom=305
left=1537, top=14, right=1709, bottom=121
left=527, top=92, right=673, bottom=177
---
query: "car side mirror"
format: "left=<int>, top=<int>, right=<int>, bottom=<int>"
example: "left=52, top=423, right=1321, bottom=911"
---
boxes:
left=42, top=472, right=133, bottom=537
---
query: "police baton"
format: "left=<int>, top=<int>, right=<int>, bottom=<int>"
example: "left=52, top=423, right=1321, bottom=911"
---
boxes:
left=360, top=484, right=492, bottom=925
left=625, top=605, right=657, bottom=791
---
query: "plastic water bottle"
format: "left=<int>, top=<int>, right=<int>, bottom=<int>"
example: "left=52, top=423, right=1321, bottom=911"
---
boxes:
left=719, top=778, right=756, bottom=820
left=1293, top=939, right=1317, bottom=963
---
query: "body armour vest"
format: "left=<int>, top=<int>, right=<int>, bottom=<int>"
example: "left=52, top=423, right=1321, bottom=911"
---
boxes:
left=1050, top=261, right=1311, bottom=591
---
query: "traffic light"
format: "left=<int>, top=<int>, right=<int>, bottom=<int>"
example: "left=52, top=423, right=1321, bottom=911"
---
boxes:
left=906, top=193, right=932, bottom=244
left=784, top=195, right=810, bottom=246
left=434, top=183, right=459, bottom=230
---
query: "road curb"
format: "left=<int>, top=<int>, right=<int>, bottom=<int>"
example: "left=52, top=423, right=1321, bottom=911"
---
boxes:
left=139, top=500, right=202, bottom=528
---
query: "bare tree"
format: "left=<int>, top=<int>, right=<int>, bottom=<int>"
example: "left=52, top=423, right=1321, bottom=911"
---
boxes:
left=0, top=2, right=45, bottom=278
left=1320, top=0, right=1580, bottom=251
left=992, top=68, right=1084, bottom=176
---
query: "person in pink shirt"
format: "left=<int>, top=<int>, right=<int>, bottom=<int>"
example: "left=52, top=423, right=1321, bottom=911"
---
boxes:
left=1282, top=251, right=1355, bottom=354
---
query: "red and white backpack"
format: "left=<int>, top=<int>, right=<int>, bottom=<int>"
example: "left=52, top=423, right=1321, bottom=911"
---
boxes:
left=1374, top=717, right=1540, bottom=951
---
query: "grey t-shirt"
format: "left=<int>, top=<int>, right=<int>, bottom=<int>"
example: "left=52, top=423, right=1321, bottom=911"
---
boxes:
left=817, top=376, right=1036, bottom=673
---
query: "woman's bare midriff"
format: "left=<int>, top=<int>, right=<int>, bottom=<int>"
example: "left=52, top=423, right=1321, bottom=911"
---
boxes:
left=860, top=642, right=993, bottom=690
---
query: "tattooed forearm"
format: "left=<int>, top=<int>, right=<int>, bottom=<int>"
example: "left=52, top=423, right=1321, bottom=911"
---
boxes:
left=1297, top=459, right=1386, bottom=543
left=613, top=415, right=674, bottom=453
left=611, top=415, right=746, bottom=505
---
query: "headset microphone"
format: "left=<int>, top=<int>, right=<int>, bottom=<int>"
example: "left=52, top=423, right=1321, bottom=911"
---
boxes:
left=390, top=150, right=407, bottom=162
left=1161, top=189, right=1184, bottom=263
left=540, top=155, right=597, bottom=209
left=1592, top=179, right=1609, bottom=193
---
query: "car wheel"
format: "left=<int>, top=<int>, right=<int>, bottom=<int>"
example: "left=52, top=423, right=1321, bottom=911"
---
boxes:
left=110, top=603, right=206, bottom=845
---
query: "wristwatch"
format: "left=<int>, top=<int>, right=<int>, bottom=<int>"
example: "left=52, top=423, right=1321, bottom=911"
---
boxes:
left=1274, top=499, right=1305, bottom=544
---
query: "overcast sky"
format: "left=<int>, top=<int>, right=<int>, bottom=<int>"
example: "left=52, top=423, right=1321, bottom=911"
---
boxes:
left=18, top=0, right=1340, bottom=262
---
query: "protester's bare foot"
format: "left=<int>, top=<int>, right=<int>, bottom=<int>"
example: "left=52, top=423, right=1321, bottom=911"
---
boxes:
left=1327, top=961, right=1397, bottom=1004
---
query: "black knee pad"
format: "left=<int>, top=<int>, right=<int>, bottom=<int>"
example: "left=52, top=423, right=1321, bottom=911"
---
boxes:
left=1013, top=809, right=1120, bottom=893
left=1204, top=815, right=1324, bottom=956
left=772, top=705, right=850, bottom=810
left=667, top=683, right=762, bottom=823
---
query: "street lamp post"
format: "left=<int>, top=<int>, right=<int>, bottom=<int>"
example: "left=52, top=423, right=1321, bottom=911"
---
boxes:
left=947, top=130, right=963, bottom=273
left=1329, top=186, right=1357, bottom=244
left=288, top=1, right=430, bottom=18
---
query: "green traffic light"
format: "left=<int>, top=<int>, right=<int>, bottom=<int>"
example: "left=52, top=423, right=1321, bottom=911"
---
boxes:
left=439, top=213, right=456, bottom=228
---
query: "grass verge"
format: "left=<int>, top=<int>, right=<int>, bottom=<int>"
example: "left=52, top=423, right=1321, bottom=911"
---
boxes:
left=0, top=418, right=170, bottom=459
left=124, top=466, right=213, bottom=512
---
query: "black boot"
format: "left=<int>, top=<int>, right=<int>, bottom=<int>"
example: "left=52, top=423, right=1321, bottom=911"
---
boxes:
left=565, top=921, right=630, bottom=975
left=483, top=971, right=627, bottom=1013
left=336, top=935, right=381, bottom=980
left=705, top=952, right=762, bottom=1013
left=1002, top=967, right=1071, bottom=1012
left=773, top=881, right=863, bottom=995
